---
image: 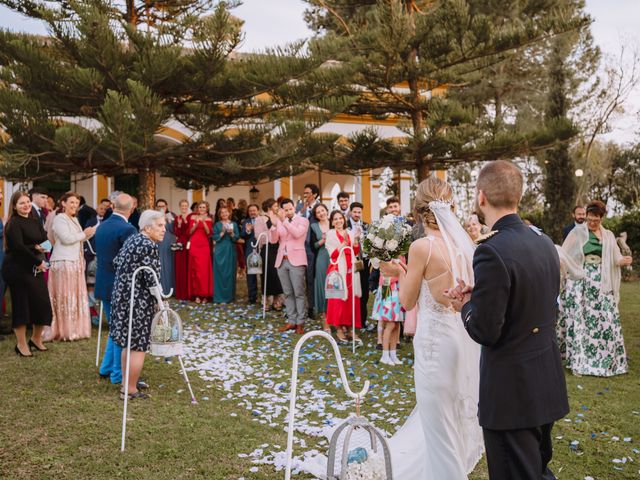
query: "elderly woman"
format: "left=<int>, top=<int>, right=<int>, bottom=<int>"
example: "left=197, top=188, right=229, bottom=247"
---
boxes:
left=558, top=200, right=633, bottom=377
left=44, top=192, right=96, bottom=342
left=110, top=210, right=165, bottom=400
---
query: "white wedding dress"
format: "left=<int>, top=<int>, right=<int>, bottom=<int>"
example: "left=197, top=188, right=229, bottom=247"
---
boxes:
left=388, top=272, right=484, bottom=479
left=296, top=202, right=484, bottom=479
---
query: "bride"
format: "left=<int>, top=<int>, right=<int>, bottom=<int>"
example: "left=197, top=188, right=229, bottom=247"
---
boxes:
left=378, top=176, right=484, bottom=479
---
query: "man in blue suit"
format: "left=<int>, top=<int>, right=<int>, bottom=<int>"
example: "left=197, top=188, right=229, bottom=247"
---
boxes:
left=240, top=204, right=260, bottom=304
left=96, top=193, right=137, bottom=384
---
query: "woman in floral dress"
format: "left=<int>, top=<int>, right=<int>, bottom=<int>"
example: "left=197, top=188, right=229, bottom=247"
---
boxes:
left=558, top=200, right=633, bottom=376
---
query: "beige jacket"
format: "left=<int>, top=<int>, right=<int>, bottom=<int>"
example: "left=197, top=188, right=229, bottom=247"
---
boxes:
left=50, top=214, right=86, bottom=262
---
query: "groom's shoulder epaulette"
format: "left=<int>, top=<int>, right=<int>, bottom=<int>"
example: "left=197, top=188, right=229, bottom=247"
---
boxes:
left=475, top=230, right=499, bottom=245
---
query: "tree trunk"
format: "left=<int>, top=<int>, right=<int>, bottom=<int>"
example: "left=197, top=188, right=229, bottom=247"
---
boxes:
left=406, top=1, right=428, bottom=181
left=542, top=40, right=576, bottom=244
left=138, top=168, right=156, bottom=210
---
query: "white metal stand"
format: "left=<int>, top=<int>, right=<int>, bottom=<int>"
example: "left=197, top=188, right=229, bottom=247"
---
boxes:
left=95, top=301, right=103, bottom=367
left=251, top=232, right=269, bottom=320
left=120, top=266, right=193, bottom=452
left=284, top=331, right=370, bottom=480
left=329, top=245, right=358, bottom=354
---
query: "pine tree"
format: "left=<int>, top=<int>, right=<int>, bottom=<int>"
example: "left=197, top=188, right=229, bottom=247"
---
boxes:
left=0, top=0, right=351, bottom=207
left=303, top=0, right=590, bottom=180
left=539, top=0, right=600, bottom=242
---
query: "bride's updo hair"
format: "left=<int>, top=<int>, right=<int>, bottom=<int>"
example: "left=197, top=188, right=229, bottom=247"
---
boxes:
left=414, top=176, right=453, bottom=230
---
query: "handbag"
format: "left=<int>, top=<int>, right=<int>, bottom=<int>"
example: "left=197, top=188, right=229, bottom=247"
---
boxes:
left=353, top=252, right=365, bottom=273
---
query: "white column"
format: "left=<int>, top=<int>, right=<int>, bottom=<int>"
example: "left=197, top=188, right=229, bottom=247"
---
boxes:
left=354, top=173, right=362, bottom=202
left=107, top=177, right=113, bottom=196
left=400, top=170, right=412, bottom=216
left=370, top=179, right=380, bottom=222
left=274, top=179, right=281, bottom=199
left=289, top=176, right=294, bottom=201
left=187, top=189, right=193, bottom=206
left=92, top=173, right=98, bottom=208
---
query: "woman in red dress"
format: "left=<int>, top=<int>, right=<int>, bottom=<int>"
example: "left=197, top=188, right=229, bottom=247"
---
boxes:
left=187, top=201, right=213, bottom=303
left=325, top=211, right=362, bottom=346
left=173, top=199, right=191, bottom=300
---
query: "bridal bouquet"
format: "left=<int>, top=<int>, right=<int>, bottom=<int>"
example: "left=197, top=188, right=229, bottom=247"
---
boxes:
left=362, top=214, right=413, bottom=298
left=361, top=214, right=413, bottom=268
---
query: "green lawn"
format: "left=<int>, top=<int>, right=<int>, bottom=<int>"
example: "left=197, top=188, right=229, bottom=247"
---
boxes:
left=0, top=282, right=638, bottom=480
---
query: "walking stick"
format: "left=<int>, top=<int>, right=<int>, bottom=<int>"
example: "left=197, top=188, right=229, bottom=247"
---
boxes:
left=95, top=300, right=103, bottom=367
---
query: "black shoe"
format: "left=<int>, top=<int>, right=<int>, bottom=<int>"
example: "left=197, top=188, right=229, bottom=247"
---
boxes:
left=396, top=343, right=403, bottom=350
left=376, top=343, right=383, bottom=351
left=136, top=379, right=150, bottom=390
left=15, top=345, right=33, bottom=357
left=99, top=373, right=110, bottom=380
left=120, top=390, right=149, bottom=401
left=28, top=339, right=48, bottom=352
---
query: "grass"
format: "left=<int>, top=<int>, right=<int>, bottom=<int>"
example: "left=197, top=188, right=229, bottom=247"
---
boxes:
left=0, top=282, right=638, bottom=480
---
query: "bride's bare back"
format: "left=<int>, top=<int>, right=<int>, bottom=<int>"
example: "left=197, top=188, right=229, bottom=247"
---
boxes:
left=398, top=232, right=455, bottom=311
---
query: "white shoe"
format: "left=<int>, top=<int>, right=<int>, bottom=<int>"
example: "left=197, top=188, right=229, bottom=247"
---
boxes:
left=392, top=357, right=403, bottom=365
left=380, top=357, right=394, bottom=366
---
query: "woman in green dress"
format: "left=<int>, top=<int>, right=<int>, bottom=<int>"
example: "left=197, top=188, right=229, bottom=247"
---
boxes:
left=212, top=207, right=239, bottom=303
left=310, top=204, right=331, bottom=331
left=558, top=200, right=633, bottom=376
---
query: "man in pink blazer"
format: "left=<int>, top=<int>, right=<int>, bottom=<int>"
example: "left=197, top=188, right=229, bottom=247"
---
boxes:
left=270, top=198, right=309, bottom=334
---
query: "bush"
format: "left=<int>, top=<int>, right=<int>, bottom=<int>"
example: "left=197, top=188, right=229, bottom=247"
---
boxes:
left=604, top=209, right=640, bottom=277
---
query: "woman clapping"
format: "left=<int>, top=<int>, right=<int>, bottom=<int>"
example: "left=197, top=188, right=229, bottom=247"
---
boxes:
left=46, top=192, right=96, bottom=342
left=325, top=211, right=362, bottom=346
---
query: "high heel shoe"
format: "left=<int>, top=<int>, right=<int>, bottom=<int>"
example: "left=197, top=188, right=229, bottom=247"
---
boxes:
left=15, top=345, right=33, bottom=357
left=28, top=339, right=48, bottom=352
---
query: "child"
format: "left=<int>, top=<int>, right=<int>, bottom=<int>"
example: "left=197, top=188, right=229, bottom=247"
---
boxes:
left=371, top=273, right=403, bottom=365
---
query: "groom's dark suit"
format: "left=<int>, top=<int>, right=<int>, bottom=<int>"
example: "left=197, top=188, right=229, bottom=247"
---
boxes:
left=461, top=214, right=569, bottom=480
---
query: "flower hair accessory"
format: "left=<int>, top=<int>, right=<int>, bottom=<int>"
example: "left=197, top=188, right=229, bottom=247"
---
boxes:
left=427, top=200, right=453, bottom=210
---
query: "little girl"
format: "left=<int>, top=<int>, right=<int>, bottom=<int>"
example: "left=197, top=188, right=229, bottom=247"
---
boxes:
left=371, top=271, right=403, bottom=365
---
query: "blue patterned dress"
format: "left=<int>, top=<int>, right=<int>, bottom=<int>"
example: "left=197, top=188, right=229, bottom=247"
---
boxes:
left=110, top=234, right=161, bottom=351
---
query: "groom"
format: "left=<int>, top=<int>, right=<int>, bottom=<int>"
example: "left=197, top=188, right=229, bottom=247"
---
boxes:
left=447, top=160, right=569, bottom=480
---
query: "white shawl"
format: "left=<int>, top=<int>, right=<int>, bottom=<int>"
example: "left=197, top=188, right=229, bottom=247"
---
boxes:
left=562, top=223, right=623, bottom=304
left=325, top=229, right=362, bottom=301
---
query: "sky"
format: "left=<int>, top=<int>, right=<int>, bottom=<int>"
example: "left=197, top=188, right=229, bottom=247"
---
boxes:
left=0, top=0, right=638, bottom=142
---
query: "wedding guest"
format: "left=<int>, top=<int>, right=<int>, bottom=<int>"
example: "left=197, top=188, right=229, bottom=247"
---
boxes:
left=214, top=198, right=227, bottom=221
left=227, top=197, right=246, bottom=273
left=2, top=191, right=52, bottom=356
left=336, top=191, right=350, bottom=218
left=46, top=195, right=55, bottom=212
left=296, top=183, right=321, bottom=219
left=297, top=184, right=320, bottom=320
left=45, top=192, right=96, bottom=342
left=326, top=210, right=362, bottom=345
left=309, top=204, right=330, bottom=331
left=213, top=206, right=239, bottom=303
left=155, top=199, right=176, bottom=295
left=28, top=187, right=49, bottom=228
left=271, top=198, right=309, bottom=333
left=110, top=210, right=165, bottom=400
left=188, top=202, right=213, bottom=303
left=173, top=199, right=191, bottom=300
left=347, top=202, right=371, bottom=331
left=558, top=200, right=632, bottom=376
left=240, top=204, right=260, bottom=304
left=236, top=199, right=248, bottom=223
left=373, top=197, right=404, bottom=350
left=562, top=205, right=586, bottom=241
left=96, top=194, right=137, bottom=384
left=254, top=198, right=284, bottom=310
left=464, top=214, right=483, bottom=242
left=129, top=196, right=140, bottom=230
left=77, top=196, right=97, bottom=229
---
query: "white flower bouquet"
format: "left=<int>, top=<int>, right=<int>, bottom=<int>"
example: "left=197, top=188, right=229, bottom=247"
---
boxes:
left=361, top=214, right=413, bottom=268
left=362, top=214, right=413, bottom=297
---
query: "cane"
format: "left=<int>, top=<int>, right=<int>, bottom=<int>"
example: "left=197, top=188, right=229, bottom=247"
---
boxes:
left=95, top=301, right=103, bottom=367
